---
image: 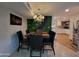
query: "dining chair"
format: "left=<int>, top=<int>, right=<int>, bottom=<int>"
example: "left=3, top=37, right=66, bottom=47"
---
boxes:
left=26, top=29, right=30, bottom=34
left=25, top=30, right=30, bottom=49
left=49, top=31, right=56, bottom=55
left=17, top=31, right=27, bottom=52
left=29, top=34, right=44, bottom=57
left=43, top=31, right=56, bottom=55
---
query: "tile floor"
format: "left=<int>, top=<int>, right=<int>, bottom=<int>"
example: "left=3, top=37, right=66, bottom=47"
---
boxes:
left=10, top=34, right=79, bottom=57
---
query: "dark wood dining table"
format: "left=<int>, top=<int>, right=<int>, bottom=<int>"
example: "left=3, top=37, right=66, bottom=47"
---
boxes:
left=24, top=32, right=50, bottom=50
left=42, top=32, right=49, bottom=38
left=25, top=32, right=49, bottom=39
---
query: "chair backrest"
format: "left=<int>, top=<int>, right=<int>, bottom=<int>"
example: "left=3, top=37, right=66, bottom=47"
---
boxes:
left=29, top=34, right=43, bottom=50
left=17, top=31, right=24, bottom=43
left=49, top=31, right=56, bottom=44
left=26, top=30, right=30, bottom=34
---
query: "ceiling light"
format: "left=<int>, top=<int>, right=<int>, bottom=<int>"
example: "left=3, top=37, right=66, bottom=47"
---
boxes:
left=33, top=14, right=44, bottom=22
left=33, top=8, right=44, bottom=22
left=65, top=9, right=69, bottom=12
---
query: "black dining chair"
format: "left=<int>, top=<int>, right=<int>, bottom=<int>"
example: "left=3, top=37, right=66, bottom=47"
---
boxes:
left=17, top=31, right=27, bottom=52
left=25, top=30, right=30, bottom=49
left=43, top=31, right=56, bottom=55
left=49, top=31, right=56, bottom=55
left=29, top=34, right=44, bottom=57
left=26, top=29, right=30, bottom=34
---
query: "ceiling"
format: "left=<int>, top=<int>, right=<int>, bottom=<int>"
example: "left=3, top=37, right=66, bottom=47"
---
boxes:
left=29, top=2, right=79, bottom=17
left=0, top=2, right=29, bottom=18
left=0, top=2, right=79, bottom=18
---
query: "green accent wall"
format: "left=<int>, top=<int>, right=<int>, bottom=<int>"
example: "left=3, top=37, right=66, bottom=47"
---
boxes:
left=27, top=16, right=52, bottom=32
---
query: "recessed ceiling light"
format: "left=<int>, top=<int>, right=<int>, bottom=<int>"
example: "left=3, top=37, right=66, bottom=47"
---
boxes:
left=65, top=9, right=69, bottom=12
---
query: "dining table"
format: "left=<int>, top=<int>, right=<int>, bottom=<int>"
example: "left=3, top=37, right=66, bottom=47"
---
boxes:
left=25, top=32, right=49, bottom=39
left=24, top=31, right=50, bottom=50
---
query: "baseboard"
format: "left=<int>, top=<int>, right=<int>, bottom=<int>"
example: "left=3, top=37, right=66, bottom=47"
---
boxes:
left=0, top=48, right=18, bottom=57
left=0, top=53, right=11, bottom=57
left=9, top=47, right=18, bottom=57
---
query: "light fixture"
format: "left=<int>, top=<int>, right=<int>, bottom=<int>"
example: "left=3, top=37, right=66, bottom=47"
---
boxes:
left=33, top=14, right=44, bottom=22
left=65, top=9, right=69, bottom=12
left=33, top=8, right=44, bottom=22
left=26, top=3, right=44, bottom=22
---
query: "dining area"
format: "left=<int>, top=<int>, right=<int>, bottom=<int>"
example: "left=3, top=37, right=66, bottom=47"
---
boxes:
left=0, top=2, right=79, bottom=57
left=10, top=15, right=57, bottom=57
left=16, top=29, right=56, bottom=57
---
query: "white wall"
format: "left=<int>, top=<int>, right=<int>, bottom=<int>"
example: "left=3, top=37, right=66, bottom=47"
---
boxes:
left=0, top=6, right=27, bottom=56
left=51, top=16, right=73, bottom=40
left=51, top=15, right=79, bottom=40
left=52, top=16, right=70, bottom=34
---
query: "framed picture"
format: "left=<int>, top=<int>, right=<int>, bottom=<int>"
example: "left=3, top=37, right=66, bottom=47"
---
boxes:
left=76, top=20, right=79, bottom=29
left=10, top=13, right=22, bottom=25
left=61, top=21, right=70, bottom=29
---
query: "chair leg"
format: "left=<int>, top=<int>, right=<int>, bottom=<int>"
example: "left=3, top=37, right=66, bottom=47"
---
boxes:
left=30, top=48, right=32, bottom=57
left=40, top=49, right=42, bottom=57
left=42, top=48, right=44, bottom=53
left=52, top=47, right=55, bottom=55
left=42, top=42, right=44, bottom=53
left=51, top=44, right=55, bottom=55
left=41, top=45, right=44, bottom=53
left=17, top=47, right=20, bottom=52
left=17, top=43, right=20, bottom=52
left=40, top=52, right=41, bottom=57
